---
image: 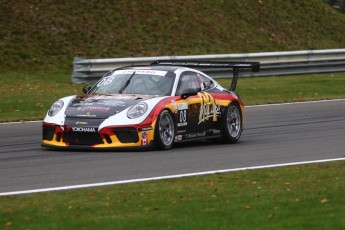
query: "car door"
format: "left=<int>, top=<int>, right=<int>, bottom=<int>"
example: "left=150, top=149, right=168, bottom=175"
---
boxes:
left=175, top=71, right=213, bottom=139
left=196, top=73, right=222, bottom=135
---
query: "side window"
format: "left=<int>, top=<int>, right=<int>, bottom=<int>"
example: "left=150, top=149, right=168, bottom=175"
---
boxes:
left=176, top=71, right=201, bottom=96
left=198, top=73, right=215, bottom=91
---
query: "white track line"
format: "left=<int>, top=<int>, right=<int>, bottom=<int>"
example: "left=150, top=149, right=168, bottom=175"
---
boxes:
left=1, top=157, right=344, bottom=196
left=245, top=98, right=345, bottom=108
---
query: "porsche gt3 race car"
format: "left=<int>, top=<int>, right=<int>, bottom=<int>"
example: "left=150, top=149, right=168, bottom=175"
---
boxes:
left=42, top=60, right=260, bottom=150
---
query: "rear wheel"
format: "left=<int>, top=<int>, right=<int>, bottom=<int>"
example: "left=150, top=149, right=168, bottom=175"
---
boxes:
left=155, top=110, right=175, bottom=150
left=221, top=102, right=243, bottom=143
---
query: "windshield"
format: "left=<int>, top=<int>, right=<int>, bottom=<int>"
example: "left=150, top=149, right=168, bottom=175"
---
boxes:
left=89, top=69, right=175, bottom=96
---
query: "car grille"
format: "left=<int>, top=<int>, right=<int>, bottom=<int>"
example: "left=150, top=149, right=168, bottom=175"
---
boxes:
left=63, top=131, right=104, bottom=145
left=114, top=128, right=139, bottom=143
left=43, top=126, right=55, bottom=141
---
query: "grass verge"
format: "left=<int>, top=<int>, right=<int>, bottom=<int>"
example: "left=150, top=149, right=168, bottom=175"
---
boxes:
left=1, top=72, right=345, bottom=122
left=2, top=1, right=345, bottom=70
left=1, top=161, right=344, bottom=229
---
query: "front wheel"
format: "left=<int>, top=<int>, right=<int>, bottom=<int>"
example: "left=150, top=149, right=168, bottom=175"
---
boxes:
left=221, top=102, right=243, bottom=144
left=155, top=110, right=175, bottom=150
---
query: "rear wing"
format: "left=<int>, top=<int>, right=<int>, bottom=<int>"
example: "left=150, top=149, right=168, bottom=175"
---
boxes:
left=150, top=60, right=260, bottom=91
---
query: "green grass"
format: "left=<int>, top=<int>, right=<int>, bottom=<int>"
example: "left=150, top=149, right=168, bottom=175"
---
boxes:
left=1, top=71, right=345, bottom=122
left=1, top=161, right=344, bottom=229
left=232, top=72, right=345, bottom=104
left=1, top=0, right=345, bottom=72
left=0, top=71, right=82, bottom=122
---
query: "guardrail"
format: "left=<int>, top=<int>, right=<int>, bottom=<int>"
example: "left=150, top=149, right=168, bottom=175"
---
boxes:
left=325, top=0, right=345, bottom=11
left=72, top=49, right=345, bottom=83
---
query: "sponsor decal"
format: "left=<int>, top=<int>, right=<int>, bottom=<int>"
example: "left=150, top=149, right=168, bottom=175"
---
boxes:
left=198, top=92, right=221, bottom=124
left=177, top=130, right=186, bottom=134
left=142, top=139, right=147, bottom=145
left=78, top=107, right=111, bottom=112
left=72, top=127, right=97, bottom=132
left=186, top=132, right=206, bottom=139
left=178, top=103, right=188, bottom=110
left=101, top=100, right=126, bottom=107
left=76, top=114, right=97, bottom=118
left=75, top=121, right=88, bottom=125
left=177, top=135, right=182, bottom=141
left=116, top=69, right=167, bottom=76
left=138, top=126, right=153, bottom=131
left=141, top=131, right=148, bottom=146
left=213, top=129, right=221, bottom=134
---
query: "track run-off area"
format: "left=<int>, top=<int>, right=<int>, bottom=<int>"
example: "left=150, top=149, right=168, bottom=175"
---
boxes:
left=0, top=99, right=344, bottom=196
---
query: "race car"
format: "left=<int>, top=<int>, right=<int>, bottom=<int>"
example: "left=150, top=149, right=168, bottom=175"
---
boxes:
left=42, top=60, right=260, bottom=150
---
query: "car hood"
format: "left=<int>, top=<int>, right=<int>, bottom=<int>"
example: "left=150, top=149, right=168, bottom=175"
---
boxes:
left=64, top=94, right=156, bottom=119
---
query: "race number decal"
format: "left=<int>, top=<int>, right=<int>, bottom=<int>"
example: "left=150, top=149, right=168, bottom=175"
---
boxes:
left=177, top=103, right=188, bottom=127
left=178, top=110, right=187, bottom=127
left=97, top=76, right=115, bottom=87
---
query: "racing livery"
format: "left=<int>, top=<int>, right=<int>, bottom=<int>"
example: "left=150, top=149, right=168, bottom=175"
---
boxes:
left=42, top=60, right=260, bottom=150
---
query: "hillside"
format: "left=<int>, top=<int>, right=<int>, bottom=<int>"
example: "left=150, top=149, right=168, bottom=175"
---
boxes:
left=1, top=0, right=345, bottom=72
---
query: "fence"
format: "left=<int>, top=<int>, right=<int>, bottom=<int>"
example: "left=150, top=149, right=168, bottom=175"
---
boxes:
left=72, top=49, right=345, bottom=83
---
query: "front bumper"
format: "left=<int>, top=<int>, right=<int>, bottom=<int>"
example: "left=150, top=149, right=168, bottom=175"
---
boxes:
left=42, top=122, right=155, bottom=150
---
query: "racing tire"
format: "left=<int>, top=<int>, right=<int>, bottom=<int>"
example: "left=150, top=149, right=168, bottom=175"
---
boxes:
left=221, top=102, right=243, bottom=144
left=155, top=110, right=175, bottom=150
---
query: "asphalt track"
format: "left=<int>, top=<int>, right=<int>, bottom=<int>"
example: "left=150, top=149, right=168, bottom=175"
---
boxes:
left=0, top=100, right=344, bottom=195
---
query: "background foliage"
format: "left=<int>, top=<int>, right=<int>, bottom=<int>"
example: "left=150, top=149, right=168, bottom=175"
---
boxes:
left=1, top=0, right=345, bottom=72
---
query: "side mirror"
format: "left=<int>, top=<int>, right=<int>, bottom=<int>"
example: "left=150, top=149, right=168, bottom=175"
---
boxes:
left=181, top=88, right=198, bottom=99
left=82, top=85, right=92, bottom=94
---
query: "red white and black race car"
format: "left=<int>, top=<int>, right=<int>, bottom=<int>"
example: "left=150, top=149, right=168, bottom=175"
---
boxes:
left=42, top=60, right=260, bottom=150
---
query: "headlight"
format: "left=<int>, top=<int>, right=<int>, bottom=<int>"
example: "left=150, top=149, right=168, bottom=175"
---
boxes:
left=127, top=102, right=148, bottom=119
left=48, top=100, right=64, bottom=117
